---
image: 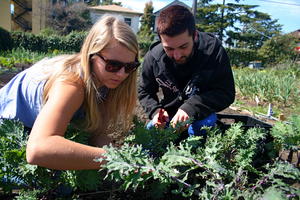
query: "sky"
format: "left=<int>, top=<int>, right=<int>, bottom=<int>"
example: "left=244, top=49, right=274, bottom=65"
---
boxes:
left=117, top=0, right=300, bottom=34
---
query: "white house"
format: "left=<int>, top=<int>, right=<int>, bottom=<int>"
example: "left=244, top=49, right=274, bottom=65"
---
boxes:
left=89, top=5, right=143, bottom=34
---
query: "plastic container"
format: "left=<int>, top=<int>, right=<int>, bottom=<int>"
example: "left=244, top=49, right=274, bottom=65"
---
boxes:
left=216, top=113, right=272, bottom=132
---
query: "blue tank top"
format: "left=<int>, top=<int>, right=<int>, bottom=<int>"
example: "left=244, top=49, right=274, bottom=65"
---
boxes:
left=0, top=57, right=84, bottom=128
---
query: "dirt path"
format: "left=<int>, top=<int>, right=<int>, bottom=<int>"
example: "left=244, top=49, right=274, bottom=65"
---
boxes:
left=0, top=73, right=17, bottom=88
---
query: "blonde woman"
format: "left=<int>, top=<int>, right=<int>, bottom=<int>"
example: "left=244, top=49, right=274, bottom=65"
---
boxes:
left=0, top=16, right=140, bottom=170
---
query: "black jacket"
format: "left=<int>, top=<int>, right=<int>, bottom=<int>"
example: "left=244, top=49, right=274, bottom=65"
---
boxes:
left=138, top=31, right=235, bottom=120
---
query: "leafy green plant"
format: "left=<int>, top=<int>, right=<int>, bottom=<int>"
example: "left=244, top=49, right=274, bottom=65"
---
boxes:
left=226, top=47, right=260, bottom=67
left=258, top=34, right=299, bottom=65
left=1, top=116, right=299, bottom=199
left=234, top=67, right=299, bottom=106
left=271, top=115, right=300, bottom=152
left=10, top=30, right=87, bottom=53
left=0, top=119, right=102, bottom=199
left=96, top=118, right=300, bottom=199
left=0, top=48, right=63, bottom=69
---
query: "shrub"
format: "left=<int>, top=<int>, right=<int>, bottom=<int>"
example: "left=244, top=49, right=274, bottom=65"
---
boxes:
left=48, top=2, right=92, bottom=35
left=0, top=27, right=12, bottom=51
left=38, top=28, right=59, bottom=37
left=226, top=47, right=260, bottom=67
left=138, top=36, right=155, bottom=57
left=258, top=34, right=299, bottom=65
left=10, top=31, right=87, bottom=53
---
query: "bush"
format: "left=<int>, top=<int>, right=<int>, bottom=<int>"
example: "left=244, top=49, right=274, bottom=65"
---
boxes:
left=48, top=2, right=92, bottom=35
left=0, top=27, right=12, bottom=51
left=226, top=47, right=260, bottom=67
left=258, top=34, right=299, bottom=65
left=10, top=31, right=87, bottom=53
left=38, top=28, right=59, bottom=37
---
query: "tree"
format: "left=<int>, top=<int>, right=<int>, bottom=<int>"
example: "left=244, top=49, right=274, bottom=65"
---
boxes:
left=227, top=6, right=282, bottom=49
left=195, top=0, right=282, bottom=49
left=138, top=1, right=155, bottom=56
left=48, top=2, right=92, bottom=35
left=139, top=1, right=154, bottom=37
left=258, top=34, right=299, bottom=65
left=85, top=0, right=121, bottom=6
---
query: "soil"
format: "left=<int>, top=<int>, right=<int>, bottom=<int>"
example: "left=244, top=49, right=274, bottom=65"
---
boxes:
left=0, top=73, right=16, bottom=88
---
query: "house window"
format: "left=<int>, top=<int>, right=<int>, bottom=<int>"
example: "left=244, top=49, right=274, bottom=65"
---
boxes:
left=124, top=18, right=132, bottom=26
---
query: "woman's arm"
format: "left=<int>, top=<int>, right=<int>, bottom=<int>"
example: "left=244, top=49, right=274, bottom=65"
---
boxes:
left=26, top=80, right=106, bottom=170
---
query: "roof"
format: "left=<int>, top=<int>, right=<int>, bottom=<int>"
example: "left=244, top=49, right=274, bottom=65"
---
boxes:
left=89, top=4, right=143, bottom=15
left=154, top=0, right=191, bottom=15
left=289, top=29, right=300, bottom=39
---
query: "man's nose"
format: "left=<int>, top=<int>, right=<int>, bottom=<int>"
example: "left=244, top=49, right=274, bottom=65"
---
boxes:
left=173, top=50, right=182, bottom=60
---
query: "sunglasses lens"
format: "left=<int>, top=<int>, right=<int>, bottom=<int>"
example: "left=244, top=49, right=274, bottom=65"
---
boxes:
left=97, top=53, right=140, bottom=73
left=105, top=61, right=123, bottom=72
left=124, top=63, right=139, bottom=73
left=103, top=57, right=140, bottom=73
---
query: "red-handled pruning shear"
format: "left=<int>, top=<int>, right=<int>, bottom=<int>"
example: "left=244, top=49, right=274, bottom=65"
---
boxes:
left=157, top=109, right=168, bottom=125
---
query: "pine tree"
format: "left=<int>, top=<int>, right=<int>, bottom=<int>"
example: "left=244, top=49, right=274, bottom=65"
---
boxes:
left=195, top=1, right=282, bottom=48
left=138, top=1, right=155, bottom=56
left=138, top=1, right=154, bottom=39
left=101, top=0, right=121, bottom=6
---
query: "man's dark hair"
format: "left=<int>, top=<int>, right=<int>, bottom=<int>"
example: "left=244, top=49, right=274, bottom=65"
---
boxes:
left=157, top=5, right=195, bottom=37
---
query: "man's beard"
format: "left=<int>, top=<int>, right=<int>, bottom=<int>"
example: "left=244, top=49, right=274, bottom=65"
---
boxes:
left=171, top=49, right=194, bottom=67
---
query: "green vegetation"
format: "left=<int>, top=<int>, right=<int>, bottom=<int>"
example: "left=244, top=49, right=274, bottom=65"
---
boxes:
left=10, top=31, right=87, bottom=53
left=195, top=0, right=282, bottom=48
left=47, top=2, right=92, bottom=35
left=258, top=34, right=299, bottom=65
left=234, top=67, right=299, bottom=106
left=233, top=62, right=300, bottom=118
left=0, top=120, right=101, bottom=199
left=0, top=116, right=299, bottom=199
left=0, top=48, right=61, bottom=70
left=138, top=1, right=155, bottom=57
left=0, top=1, right=299, bottom=198
left=0, top=27, right=12, bottom=51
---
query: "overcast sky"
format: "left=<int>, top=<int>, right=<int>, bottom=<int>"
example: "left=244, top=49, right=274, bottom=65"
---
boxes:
left=117, top=0, right=300, bottom=34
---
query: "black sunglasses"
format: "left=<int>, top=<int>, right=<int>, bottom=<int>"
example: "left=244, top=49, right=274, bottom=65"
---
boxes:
left=96, top=53, right=140, bottom=74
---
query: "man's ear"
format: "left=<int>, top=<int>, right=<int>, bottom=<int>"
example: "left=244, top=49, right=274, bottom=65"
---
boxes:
left=193, top=31, right=198, bottom=41
left=158, top=33, right=161, bottom=41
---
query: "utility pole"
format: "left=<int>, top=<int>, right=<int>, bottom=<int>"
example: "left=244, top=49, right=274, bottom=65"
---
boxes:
left=220, top=0, right=226, bottom=42
left=192, top=0, right=197, bottom=17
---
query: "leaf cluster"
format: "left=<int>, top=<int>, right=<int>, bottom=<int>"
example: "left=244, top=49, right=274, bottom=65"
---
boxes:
left=98, top=119, right=300, bottom=199
left=1, top=116, right=299, bottom=199
left=0, top=119, right=102, bottom=199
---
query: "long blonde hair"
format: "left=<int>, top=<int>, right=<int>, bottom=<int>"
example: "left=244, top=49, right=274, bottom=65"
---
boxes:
left=43, top=15, right=139, bottom=134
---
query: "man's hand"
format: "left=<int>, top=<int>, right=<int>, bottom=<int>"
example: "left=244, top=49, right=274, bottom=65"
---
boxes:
left=152, top=108, right=169, bottom=129
left=170, top=109, right=190, bottom=131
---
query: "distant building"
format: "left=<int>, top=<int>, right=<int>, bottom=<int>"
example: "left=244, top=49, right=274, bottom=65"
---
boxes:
left=0, top=1, right=142, bottom=34
left=290, top=29, right=300, bottom=53
left=89, top=5, right=142, bottom=34
left=290, top=29, right=300, bottom=38
left=0, top=0, right=50, bottom=34
left=248, top=61, right=263, bottom=69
